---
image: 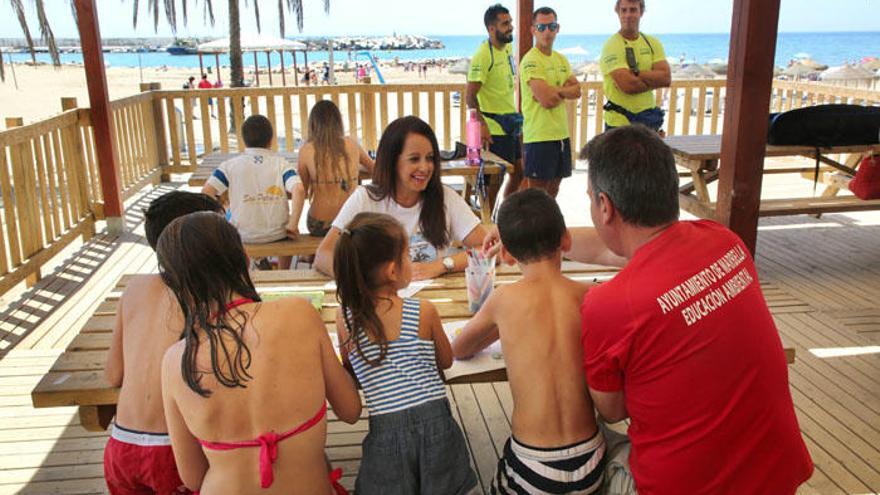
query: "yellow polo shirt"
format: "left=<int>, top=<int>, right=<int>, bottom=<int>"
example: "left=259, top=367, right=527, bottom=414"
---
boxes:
left=600, top=32, right=666, bottom=127
left=520, top=47, right=572, bottom=143
left=468, top=40, right=517, bottom=136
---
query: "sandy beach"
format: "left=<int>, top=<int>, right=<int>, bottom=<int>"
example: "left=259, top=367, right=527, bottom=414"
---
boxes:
left=0, top=63, right=468, bottom=126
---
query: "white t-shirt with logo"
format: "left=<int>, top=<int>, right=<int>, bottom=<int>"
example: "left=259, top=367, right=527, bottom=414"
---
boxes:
left=205, top=148, right=300, bottom=243
left=331, top=186, right=481, bottom=262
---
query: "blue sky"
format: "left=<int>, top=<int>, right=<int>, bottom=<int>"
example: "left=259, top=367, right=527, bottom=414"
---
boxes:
left=0, top=0, right=878, bottom=39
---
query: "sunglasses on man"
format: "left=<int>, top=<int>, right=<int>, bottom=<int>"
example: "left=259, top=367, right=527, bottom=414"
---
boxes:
left=534, top=22, right=559, bottom=32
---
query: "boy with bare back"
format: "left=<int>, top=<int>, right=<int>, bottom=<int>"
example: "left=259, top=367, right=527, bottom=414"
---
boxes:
left=103, top=191, right=223, bottom=494
left=452, top=188, right=606, bottom=494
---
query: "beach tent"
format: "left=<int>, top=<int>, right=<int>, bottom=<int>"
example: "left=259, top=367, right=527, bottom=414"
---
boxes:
left=819, top=64, right=876, bottom=87
left=197, top=34, right=308, bottom=86
left=782, top=62, right=819, bottom=80
left=672, top=63, right=717, bottom=80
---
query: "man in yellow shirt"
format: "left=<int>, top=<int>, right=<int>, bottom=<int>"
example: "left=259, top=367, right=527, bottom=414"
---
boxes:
left=520, top=7, right=581, bottom=198
left=467, top=4, right=524, bottom=200
left=600, top=0, right=671, bottom=132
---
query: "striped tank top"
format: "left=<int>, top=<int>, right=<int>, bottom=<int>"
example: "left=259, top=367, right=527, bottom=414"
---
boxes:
left=348, top=298, right=447, bottom=415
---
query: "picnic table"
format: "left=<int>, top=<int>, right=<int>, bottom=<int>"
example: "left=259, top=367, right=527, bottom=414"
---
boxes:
left=30, top=262, right=619, bottom=432
left=668, top=135, right=880, bottom=218
left=189, top=150, right=514, bottom=224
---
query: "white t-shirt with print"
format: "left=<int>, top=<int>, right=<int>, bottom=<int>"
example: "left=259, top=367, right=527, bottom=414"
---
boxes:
left=205, top=148, right=300, bottom=244
left=331, top=186, right=481, bottom=262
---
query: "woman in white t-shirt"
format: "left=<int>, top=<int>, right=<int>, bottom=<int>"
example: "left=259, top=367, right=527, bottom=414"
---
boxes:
left=315, top=116, right=487, bottom=280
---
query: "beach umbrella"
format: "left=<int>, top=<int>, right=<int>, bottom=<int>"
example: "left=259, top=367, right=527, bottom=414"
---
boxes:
left=198, top=34, right=307, bottom=53
left=819, top=64, right=875, bottom=82
left=706, top=58, right=728, bottom=75
left=575, top=61, right=601, bottom=76
left=798, top=58, right=828, bottom=71
left=448, top=59, right=470, bottom=75
left=860, top=58, right=880, bottom=71
left=672, top=64, right=716, bottom=80
left=783, top=62, right=819, bottom=79
left=559, top=46, right=589, bottom=56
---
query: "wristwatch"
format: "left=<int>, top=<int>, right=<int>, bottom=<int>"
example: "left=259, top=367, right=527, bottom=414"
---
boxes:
left=632, top=67, right=640, bottom=77
left=442, top=256, right=455, bottom=273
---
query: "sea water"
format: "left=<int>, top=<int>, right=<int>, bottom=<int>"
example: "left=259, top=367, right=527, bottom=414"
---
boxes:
left=5, top=32, right=879, bottom=69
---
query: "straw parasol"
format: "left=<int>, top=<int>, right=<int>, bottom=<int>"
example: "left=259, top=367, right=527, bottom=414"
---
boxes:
left=575, top=61, right=601, bottom=76
left=860, top=57, right=880, bottom=72
left=798, top=58, right=828, bottom=71
left=672, top=63, right=717, bottom=79
left=819, top=64, right=876, bottom=82
left=783, top=62, right=819, bottom=79
left=447, top=58, right=470, bottom=75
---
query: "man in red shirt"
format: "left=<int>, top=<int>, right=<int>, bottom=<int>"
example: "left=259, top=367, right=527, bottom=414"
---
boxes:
left=577, top=125, right=813, bottom=494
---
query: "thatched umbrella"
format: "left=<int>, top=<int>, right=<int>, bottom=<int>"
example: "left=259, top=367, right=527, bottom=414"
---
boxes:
left=672, top=63, right=716, bottom=79
left=798, top=58, right=828, bottom=71
left=860, top=58, right=880, bottom=72
left=783, top=62, right=819, bottom=79
left=706, top=58, right=727, bottom=75
left=819, top=64, right=876, bottom=86
left=448, top=59, right=470, bottom=75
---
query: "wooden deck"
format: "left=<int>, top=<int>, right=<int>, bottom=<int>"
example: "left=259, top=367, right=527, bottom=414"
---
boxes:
left=2, top=184, right=880, bottom=493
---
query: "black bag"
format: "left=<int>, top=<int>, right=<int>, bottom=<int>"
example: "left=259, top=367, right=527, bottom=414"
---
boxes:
left=767, top=104, right=880, bottom=147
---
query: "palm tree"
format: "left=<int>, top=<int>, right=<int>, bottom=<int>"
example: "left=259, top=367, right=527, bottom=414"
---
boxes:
left=8, top=0, right=330, bottom=88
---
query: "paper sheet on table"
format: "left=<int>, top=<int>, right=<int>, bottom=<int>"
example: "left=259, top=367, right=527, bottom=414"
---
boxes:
left=257, top=286, right=324, bottom=311
left=323, top=279, right=433, bottom=299
left=443, top=320, right=506, bottom=381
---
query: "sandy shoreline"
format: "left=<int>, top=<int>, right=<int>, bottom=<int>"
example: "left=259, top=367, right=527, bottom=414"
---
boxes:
left=0, top=63, right=468, bottom=126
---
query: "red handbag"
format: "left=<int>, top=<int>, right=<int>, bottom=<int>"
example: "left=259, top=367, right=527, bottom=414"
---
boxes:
left=849, top=154, right=880, bottom=200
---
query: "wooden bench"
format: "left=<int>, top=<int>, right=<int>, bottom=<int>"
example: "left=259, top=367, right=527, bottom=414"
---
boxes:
left=244, top=236, right=323, bottom=258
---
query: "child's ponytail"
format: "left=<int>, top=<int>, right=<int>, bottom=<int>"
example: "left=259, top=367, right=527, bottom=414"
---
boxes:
left=333, top=212, right=407, bottom=366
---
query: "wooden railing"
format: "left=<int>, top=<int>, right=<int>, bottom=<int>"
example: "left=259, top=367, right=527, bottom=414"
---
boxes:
left=0, top=78, right=876, bottom=297
left=158, top=78, right=874, bottom=169
left=153, top=84, right=474, bottom=171
left=107, top=92, right=163, bottom=200
left=0, top=110, right=96, bottom=294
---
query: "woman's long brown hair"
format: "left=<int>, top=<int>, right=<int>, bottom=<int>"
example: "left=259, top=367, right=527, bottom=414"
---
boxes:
left=307, top=100, right=350, bottom=197
left=333, top=212, right=406, bottom=366
left=157, top=211, right=262, bottom=397
left=367, top=116, right=449, bottom=249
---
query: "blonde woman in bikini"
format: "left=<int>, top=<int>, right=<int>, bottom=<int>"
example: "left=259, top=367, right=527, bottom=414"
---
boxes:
left=292, top=101, right=374, bottom=237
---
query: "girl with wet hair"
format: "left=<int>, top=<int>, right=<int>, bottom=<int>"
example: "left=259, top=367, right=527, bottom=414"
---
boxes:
left=157, top=211, right=361, bottom=494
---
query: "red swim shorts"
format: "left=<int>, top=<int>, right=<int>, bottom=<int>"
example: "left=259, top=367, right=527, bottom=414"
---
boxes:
left=104, top=425, right=190, bottom=494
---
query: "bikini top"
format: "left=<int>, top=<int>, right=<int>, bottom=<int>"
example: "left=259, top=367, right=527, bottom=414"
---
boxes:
left=198, top=400, right=327, bottom=488
left=198, top=297, right=328, bottom=489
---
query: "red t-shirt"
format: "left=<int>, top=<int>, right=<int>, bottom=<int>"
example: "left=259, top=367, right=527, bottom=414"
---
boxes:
left=198, top=79, right=213, bottom=89
left=582, top=220, right=812, bottom=494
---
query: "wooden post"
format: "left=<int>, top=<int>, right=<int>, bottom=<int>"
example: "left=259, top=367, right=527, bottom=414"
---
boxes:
left=253, top=51, right=260, bottom=87
left=73, top=0, right=123, bottom=234
left=198, top=53, right=204, bottom=76
left=280, top=49, right=286, bottom=86
left=715, top=0, right=782, bottom=254
left=215, top=53, right=221, bottom=83
left=266, top=51, right=273, bottom=86
left=304, top=51, right=310, bottom=86
left=140, top=82, right=169, bottom=179
left=5, top=117, right=41, bottom=287
left=293, top=51, right=299, bottom=87
left=516, top=0, right=534, bottom=110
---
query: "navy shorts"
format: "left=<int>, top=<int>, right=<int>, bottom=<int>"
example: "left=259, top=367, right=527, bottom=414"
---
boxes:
left=524, top=138, right=572, bottom=180
left=355, top=399, right=478, bottom=494
left=489, top=134, right=522, bottom=164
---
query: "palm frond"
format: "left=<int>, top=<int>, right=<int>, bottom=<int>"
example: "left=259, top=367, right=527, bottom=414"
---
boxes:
left=323, top=0, right=329, bottom=14
left=180, top=0, right=187, bottom=27
left=253, top=0, right=262, bottom=33
left=203, top=0, right=214, bottom=26
left=10, top=0, right=37, bottom=63
left=33, top=0, right=60, bottom=65
left=277, top=0, right=285, bottom=38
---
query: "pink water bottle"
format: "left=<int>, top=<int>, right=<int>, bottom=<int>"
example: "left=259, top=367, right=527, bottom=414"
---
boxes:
left=466, top=108, right=482, bottom=166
